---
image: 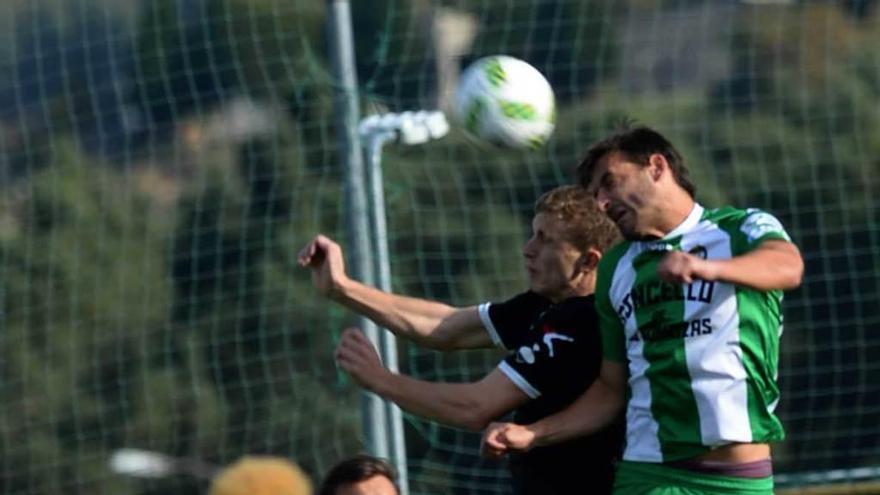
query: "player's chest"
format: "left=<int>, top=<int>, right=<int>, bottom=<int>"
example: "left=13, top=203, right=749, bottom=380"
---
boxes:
left=608, top=232, right=734, bottom=332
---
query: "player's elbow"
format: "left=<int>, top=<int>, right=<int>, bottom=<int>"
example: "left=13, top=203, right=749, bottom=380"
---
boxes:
left=780, top=252, right=804, bottom=290
left=428, top=332, right=459, bottom=352
left=413, top=330, right=458, bottom=351
left=762, top=241, right=804, bottom=291
left=426, top=323, right=469, bottom=351
left=457, top=401, right=499, bottom=431
left=458, top=416, right=487, bottom=432
left=459, top=413, right=493, bottom=432
left=783, top=263, right=804, bottom=290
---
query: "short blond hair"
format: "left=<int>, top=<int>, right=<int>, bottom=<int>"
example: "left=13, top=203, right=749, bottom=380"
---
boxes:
left=534, top=185, right=621, bottom=253
left=209, top=456, right=313, bottom=495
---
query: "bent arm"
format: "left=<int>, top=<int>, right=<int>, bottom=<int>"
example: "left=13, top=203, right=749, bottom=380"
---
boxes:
left=482, top=359, right=626, bottom=456
left=371, top=368, right=529, bottom=431
left=709, top=240, right=804, bottom=291
left=658, top=240, right=804, bottom=292
left=298, top=234, right=492, bottom=350
left=529, top=360, right=626, bottom=447
left=336, top=328, right=527, bottom=430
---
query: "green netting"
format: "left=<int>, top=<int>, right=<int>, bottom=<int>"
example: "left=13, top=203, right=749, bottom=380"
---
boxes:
left=0, top=0, right=879, bottom=494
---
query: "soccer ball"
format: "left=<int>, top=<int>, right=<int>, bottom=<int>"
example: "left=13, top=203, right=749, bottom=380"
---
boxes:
left=453, top=55, right=555, bottom=150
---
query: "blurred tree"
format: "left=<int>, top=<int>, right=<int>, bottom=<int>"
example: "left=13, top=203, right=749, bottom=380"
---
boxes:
left=456, top=0, right=621, bottom=101
left=204, top=0, right=325, bottom=101
left=0, top=3, right=137, bottom=175
left=0, top=141, right=175, bottom=495
left=701, top=3, right=880, bottom=471
left=1, top=2, right=879, bottom=492
left=169, top=132, right=362, bottom=472
left=133, top=0, right=234, bottom=129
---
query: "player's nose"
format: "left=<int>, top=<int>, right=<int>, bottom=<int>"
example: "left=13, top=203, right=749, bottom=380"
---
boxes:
left=522, top=237, right=537, bottom=258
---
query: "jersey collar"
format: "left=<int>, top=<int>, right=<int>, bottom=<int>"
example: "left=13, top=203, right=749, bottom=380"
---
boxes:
left=661, top=202, right=704, bottom=240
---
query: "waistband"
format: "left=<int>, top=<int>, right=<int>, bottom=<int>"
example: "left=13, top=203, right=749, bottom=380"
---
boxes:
left=668, top=458, right=773, bottom=478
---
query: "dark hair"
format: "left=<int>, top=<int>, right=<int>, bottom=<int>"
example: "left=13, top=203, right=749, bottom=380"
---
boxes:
left=576, top=125, right=697, bottom=198
left=534, top=185, right=621, bottom=253
left=318, top=455, right=399, bottom=495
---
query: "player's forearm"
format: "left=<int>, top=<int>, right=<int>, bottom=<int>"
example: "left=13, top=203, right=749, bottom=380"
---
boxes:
left=710, top=241, right=803, bottom=291
left=530, top=374, right=624, bottom=447
left=371, top=373, right=491, bottom=431
left=332, top=278, right=460, bottom=349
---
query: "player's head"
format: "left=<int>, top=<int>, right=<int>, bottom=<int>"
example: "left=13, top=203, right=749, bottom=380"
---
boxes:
left=209, top=456, right=313, bottom=495
left=576, top=126, right=697, bottom=240
left=318, top=455, right=399, bottom=495
left=523, top=185, right=620, bottom=301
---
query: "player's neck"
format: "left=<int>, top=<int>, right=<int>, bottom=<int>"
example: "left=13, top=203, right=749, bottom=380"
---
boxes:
left=552, top=275, right=596, bottom=302
left=655, top=191, right=696, bottom=238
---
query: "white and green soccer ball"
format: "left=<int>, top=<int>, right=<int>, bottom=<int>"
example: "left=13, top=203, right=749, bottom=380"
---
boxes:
left=453, top=55, right=556, bottom=150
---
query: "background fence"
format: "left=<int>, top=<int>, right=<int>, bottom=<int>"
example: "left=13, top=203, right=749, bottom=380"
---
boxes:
left=0, top=0, right=878, bottom=493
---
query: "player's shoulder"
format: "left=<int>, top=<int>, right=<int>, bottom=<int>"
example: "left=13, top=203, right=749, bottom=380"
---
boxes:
left=554, top=294, right=596, bottom=310
left=504, top=290, right=553, bottom=310
left=488, top=290, right=553, bottom=323
left=701, top=205, right=751, bottom=224
left=546, top=295, right=598, bottom=325
left=702, top=206, right=773, bottom=223
left=702, top=205, right=789, bottom=239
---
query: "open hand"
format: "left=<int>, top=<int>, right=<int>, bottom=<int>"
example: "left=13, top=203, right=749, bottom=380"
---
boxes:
left=335, top=327, right=387, bottom=391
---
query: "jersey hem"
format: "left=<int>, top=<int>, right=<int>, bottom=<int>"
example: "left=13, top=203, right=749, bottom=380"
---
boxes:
left=478, top=303, right=506, bottom=349
left=498, top=361, right=541, bottom=399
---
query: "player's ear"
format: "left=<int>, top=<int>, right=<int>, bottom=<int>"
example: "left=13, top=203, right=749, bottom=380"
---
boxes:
left=576, top=248, right=602, bottom=274
left=648, top=153, right=667, bottom=181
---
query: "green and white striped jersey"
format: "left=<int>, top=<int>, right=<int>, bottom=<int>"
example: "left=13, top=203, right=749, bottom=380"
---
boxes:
left=596, top=203, right=792, bottom=463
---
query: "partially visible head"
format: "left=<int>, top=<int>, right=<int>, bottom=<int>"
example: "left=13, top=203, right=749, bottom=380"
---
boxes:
left=522, top=185, right=620, bottom=301
left=318, top=455, right=399, bottom=495
left=576, top=126, right=696, bottom=240
left=209, top=456, right=313, bottom=495
left=576, top=126, right=695, bottom=198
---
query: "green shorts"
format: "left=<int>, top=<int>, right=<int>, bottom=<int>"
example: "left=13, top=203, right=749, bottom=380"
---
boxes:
left=613, top=461, right=774, bottom=495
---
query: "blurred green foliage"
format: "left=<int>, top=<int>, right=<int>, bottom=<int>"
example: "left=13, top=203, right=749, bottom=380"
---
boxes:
left=0, top=1, right=878, bottom=494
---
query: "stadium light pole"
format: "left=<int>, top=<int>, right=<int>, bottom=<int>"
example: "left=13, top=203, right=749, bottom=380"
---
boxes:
left=358, top=110, right=450, bottom=495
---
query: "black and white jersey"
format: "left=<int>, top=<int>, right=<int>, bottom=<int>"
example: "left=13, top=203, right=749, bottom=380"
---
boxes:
left=479, top=291, right=622, bottom=495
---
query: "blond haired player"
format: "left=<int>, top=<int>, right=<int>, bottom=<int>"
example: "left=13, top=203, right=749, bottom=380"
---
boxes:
left=299, top=186, right=622, bottom=494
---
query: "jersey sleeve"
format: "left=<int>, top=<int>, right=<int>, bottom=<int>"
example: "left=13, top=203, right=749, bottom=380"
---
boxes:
left=739, top=209, right=792, bottom=248
left=478, top=291, right=551, bottom=350
left=596, top=257, right=626, bottom=362
left=497, top=299, right=601, bottom=399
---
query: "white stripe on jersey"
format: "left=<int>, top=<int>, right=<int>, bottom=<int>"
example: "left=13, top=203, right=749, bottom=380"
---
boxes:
left=497, top=361, right=541, bottom=399
left=478, top=303, right=506, bottom=349
left=610, top=243, right=663, bottom=462
left=681, top=222, right=752, bottom=445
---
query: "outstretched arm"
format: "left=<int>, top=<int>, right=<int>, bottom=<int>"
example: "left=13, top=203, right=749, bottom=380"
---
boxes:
left=298, top=235, right=493, bottom=350
left=336, top=328, right=528, bottom=431
left=657, top=239, right=803, bottom=291
left=482, top=359, right=626, bottom=456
